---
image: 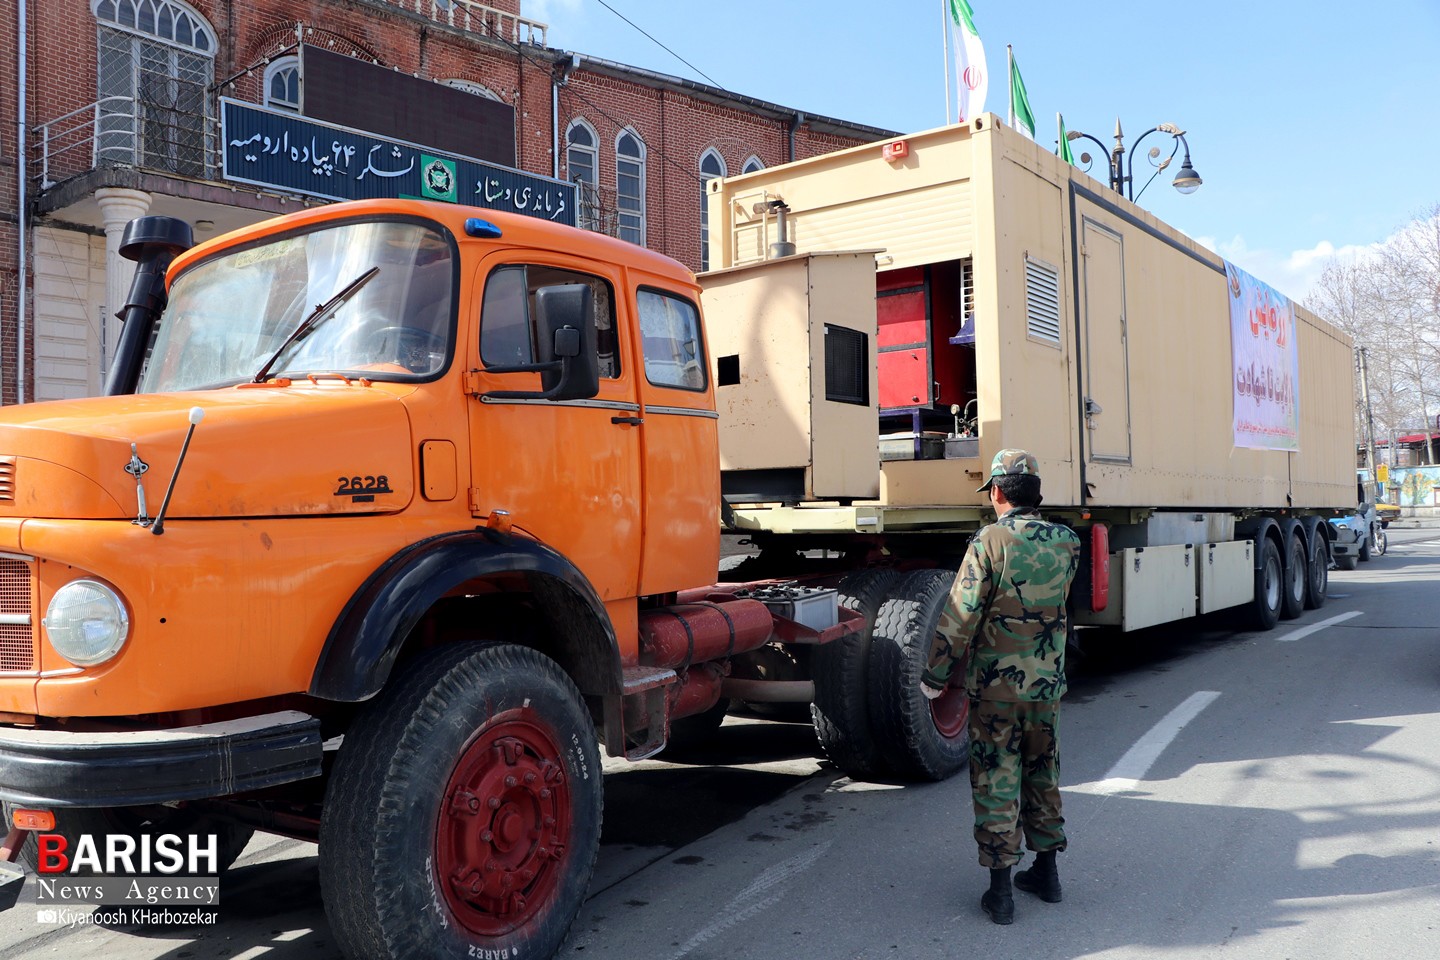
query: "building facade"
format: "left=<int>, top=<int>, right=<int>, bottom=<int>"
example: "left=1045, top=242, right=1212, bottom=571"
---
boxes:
left=1, top=0, right=891, bottom=404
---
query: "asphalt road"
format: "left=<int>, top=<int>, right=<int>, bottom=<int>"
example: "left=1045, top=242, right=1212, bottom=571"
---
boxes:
left=2, top=531, right=1438, bottom=959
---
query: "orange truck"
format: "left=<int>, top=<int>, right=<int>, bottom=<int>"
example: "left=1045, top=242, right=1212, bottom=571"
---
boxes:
left=0, top=198, right=882, bottom=959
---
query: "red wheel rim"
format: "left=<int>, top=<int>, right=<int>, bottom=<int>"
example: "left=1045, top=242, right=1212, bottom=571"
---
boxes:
left=930, top=685, right=969, bottom=739
left=434, top=707, right=571, bottom=937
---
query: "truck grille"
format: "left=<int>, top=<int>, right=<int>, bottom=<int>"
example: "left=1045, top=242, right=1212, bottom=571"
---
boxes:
left=0, top=458, right=14, bottom=501
left=0, top=557, right=35, bottom=671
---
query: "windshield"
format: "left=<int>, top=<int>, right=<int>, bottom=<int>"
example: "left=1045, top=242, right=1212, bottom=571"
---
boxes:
left=139, top=219, right=455, bottom=392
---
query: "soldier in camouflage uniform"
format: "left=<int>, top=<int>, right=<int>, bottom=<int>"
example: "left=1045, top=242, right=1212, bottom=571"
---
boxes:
left=921, top=449, right=1080, bottom=925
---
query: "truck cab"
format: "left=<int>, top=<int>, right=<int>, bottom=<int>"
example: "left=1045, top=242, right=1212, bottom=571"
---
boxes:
left=0, top=199, right=733, bottom=959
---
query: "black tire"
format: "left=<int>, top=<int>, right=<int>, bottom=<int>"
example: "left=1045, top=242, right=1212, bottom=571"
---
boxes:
left=1, top=803, right=252, bottom=876
left=320, top=642, right=602, bottom=960
left=1247, top=536, right=1283, bottom=631
left=1334, top=553, right=1358, bottom=571
left=1359, top=527, right=1372, bottom=562
left=1279, top=533, right=1306, bottom=621
left=810, top=568, right=902, bottom=779
left=866, top=569, right=969, bottom=782
left=1304, top=529, right=1328, bottom=610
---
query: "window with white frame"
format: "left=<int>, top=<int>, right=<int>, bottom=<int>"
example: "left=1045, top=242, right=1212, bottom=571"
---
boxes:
left=93, top=0, right=216, bottom=176
left=741, top=155, right=764, bottom=174
left=264, top=56, right=300, bottom=112
left=616, top=130, right=646, bottom=247
left=699, top=149, right=726, bottom=272
left=566, top=120, right=599, bottom=232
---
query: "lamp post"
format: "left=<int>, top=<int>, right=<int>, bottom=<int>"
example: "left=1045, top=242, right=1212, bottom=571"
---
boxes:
left=1065, top=119, right=1202, bottom=202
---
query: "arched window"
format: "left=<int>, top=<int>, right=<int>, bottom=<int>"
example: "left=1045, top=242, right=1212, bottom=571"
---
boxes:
left=616, top=129, right=646, bottom=247
left=742, top=155, right=765, bottom=174
left=442, top=79, right=502, bottom=101
left=265, top=56, right=300, bottom=112
left=93, top=0, right=216, bottom=176
left=566, top=120, right=599, bottom=231
left=699, top=149, right=726, bottom=271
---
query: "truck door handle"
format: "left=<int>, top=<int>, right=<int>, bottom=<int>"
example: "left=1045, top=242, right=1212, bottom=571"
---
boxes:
left=611, top=416, right=644, bottom=426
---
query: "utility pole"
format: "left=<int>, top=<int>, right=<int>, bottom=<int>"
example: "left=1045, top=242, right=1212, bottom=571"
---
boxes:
left=1358, top=346, right=1380, bottom=501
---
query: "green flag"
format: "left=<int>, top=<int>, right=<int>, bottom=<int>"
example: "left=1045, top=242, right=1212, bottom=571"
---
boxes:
left=1009, top=49, right=1035, bottom=139
left=1058, top=113, right=1075, bottom=165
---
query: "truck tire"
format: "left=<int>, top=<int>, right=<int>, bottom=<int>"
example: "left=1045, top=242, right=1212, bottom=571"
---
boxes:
left=1247, top=536, right=1284, bottom=631
left=1280, top=533, right=1307, bottom=621
left=320, top=642, right=601, bottom=960
left=1, top=803, right=252, bottom=876
left=1334, top=554, right=1358, bottom=571
left=866, top=569, right=969, bottom=782
left=1359, top=531, right=1372, bottom=562
left=810, top=568, right=902, bottom=779
left=1304, top=531, right=1328, bottom=610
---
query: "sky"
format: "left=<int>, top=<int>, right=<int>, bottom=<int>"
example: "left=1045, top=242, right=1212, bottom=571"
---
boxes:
left=525, top=0, right=1440, bottom=305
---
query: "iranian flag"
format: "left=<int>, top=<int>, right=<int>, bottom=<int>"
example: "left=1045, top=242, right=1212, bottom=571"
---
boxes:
left=949, top=0, right=988, bottom=122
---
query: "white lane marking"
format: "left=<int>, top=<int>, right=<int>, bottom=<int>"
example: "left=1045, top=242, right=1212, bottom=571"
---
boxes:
left=1086, top=691, right=1221, bottom=796
left=670, top=840, right=832, bottom=959
left=1276, top=610, right=1363, bottom=643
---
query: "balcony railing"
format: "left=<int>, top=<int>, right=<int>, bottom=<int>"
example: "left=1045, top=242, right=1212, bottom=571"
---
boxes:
left=377, top=0, right=547, bottom=45
left=32, top=96, right=219, bottom=189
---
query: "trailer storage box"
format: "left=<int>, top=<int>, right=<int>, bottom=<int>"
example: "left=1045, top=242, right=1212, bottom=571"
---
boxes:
left=701, top=251, right=881, bottom=502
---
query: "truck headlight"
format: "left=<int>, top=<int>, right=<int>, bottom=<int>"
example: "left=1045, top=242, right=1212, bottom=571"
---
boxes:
left=43, top=580, right=130, bottom=666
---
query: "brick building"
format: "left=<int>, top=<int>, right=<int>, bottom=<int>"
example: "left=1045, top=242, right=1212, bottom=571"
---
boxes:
left=0, top=0, right=892, bottom=404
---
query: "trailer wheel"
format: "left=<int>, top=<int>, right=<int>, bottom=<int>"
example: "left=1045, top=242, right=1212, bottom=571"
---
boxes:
left=1334, top=554, right=1358, bottom=571
left=1, top=803, right=252, bottom=876
left=1304, top=530, right=1329, bottom=610
left=320, top=642, right=601, bottom=960
left=866, top=569, right=969, bottom=782
left=1247, top=537, right=1284, bottom=631
left=1280, top=533, right=1307, bottom=621
left=810, top=568, right=902, bottom=778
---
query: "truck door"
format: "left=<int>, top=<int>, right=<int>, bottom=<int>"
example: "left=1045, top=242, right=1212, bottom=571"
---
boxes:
left=1080, top=219, right=1133, bottom=463
left=630, top=282, right=720, bottom=597
left=466, top=256, right=642, bottom=602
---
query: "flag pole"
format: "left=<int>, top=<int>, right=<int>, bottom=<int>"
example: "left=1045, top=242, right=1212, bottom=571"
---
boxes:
left=1006, top=44, right=1014, bottom=129
left=943, top=1, right=953, bottom=124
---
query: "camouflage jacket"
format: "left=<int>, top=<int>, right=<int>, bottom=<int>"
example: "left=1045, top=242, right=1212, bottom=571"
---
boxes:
left=923, top=508, right=1081, bottom=702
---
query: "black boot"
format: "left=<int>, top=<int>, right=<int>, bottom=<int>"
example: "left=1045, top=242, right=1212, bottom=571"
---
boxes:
left=980, top=866, right=1014, bottom=924
left=1014, top=850, right=1062, bottom=903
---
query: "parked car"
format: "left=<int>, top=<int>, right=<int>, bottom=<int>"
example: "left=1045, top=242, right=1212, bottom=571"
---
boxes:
left=1329, top=501, right=1386, bottom=570
left=1375, top=502, right=1401, bottom=527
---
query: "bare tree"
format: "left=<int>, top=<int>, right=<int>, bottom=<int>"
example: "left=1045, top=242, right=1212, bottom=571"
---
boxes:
left=1307, top=204, right=1440, bottom=466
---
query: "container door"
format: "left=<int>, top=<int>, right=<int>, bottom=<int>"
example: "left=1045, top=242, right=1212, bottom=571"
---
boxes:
left=876, top=267, right=932, bottom=410
left=466, top=255, right=642, bottom=603
left=1081, top=220, right=1132, bottom=463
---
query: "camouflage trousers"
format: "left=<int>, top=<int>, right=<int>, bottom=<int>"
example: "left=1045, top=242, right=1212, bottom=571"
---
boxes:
left=968, top=698, right=1066, bottom=868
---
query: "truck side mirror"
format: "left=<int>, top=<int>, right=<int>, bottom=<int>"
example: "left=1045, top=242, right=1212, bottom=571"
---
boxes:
left=535, top=284, right=599, bottom=400
left=481, top=283, right=599, bottom=402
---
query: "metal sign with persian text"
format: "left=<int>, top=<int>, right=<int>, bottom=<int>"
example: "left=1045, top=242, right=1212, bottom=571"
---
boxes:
left=220, top=99, right=575, bottom=226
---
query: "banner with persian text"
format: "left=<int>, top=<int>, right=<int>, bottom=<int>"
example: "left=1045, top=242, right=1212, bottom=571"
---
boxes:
left=1227, top=260, right=1300, bottom=451
left=220, top=99, right=575, bottom=226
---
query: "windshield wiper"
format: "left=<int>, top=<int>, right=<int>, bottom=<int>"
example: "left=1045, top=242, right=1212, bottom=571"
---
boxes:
left=253, top=266, right=380, bottom=383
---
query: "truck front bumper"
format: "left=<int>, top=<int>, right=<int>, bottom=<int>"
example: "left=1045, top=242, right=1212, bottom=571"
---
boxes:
left=0, top=711, right=323, bottom=808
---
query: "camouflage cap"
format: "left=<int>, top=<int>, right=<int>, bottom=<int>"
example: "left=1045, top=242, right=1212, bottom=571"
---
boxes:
left=976, top=448, right=1040, bottom=492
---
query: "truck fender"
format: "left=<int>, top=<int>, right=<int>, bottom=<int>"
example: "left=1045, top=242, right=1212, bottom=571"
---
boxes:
left=1234, top=517, right=1282, bottom=568
left=309, top=529, right=621, bottom=702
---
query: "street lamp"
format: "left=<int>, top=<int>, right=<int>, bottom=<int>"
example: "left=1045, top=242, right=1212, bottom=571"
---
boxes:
left=1065, top=119, right=1202, bottom=202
